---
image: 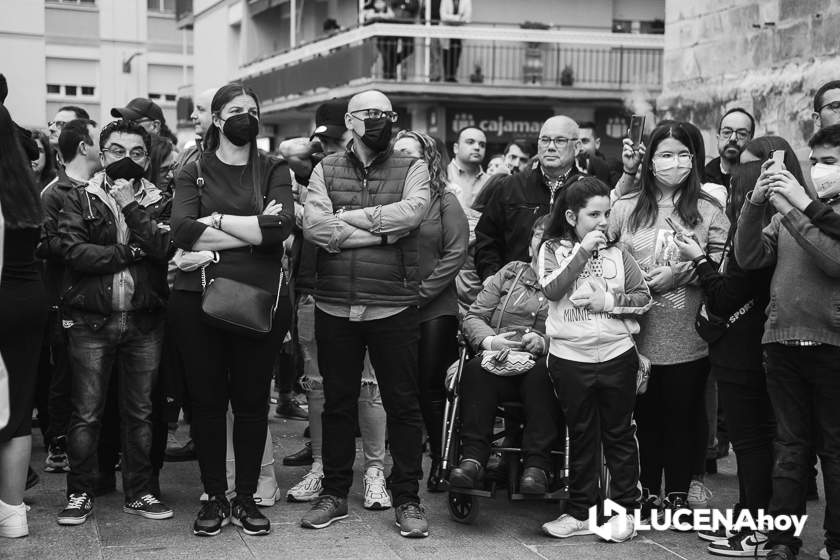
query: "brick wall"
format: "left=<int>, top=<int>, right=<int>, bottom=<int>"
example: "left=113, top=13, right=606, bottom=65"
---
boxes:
left=659, top=0, right=840, bottom=158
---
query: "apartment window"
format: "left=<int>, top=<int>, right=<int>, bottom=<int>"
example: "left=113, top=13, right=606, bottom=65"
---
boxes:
left=81, top=86, right=95, bottom=96
left=46, top=0, right=96, bottom=4
left=612, top=20, right=632, bottom=33
left=65, top=85, right=78, bottom=96
left=147, top=0, right=175, bottom=12
left=149, top=92, right=177, bottom=103
left=46, top=84, right=61, bottom=94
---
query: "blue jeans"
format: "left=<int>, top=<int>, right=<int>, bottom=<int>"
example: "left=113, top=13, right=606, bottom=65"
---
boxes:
left=65, top=311, right=164, bottom=500
left=765, top=343, right=840, bottom=553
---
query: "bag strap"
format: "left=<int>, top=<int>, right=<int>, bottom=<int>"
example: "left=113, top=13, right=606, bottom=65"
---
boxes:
left=495, top=264, right=527, bottom=331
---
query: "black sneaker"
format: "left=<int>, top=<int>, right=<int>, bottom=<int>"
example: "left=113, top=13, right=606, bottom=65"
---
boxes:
left=57, top=493, right=93, bottom=525
left=123, top=493, right=173, bottom=520
left=193, top=495, right=231, bottom=537
left=639, top=488, right=662, bottom=521
left=282, top=442, right=314, bottom=466
left=231, top=496, right=270, bottom=536
left=663, top=492, right=692, bottom=532
left=698, top=524, right=737, bottom=542
left=766, top=544, right=797, bottom=560
left=707, top=530, right=771, bottom=557
left=45, top=436, right=70, bottom=473
left=394, top=502, right=429, bottom=538
left=275, top=398, right=308, bottom=420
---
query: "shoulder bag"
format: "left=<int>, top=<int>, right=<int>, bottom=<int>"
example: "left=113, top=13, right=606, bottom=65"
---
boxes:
left=480, top=264, right=537, bottom=376
left=694, top=237, right=754, bottom=344
left=195, top=157, right=284, bottom=338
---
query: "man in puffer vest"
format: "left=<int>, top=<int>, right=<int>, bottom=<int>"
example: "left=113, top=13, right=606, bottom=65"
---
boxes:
left=301, top=90, right=431, bottom=537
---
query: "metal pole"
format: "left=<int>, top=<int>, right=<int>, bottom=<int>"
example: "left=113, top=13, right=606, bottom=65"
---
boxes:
left=424, top=0, right=431, bottom=82
left=359, top=0, right=364, bottom=26
left=290, top=0, right=297, bottom=48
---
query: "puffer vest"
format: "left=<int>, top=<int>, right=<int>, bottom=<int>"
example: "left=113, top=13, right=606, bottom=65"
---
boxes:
left=314, top=150, right=420, bottom=306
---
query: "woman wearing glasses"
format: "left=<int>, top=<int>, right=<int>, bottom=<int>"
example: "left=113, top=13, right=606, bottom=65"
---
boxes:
left=170, top=83, right=294, bottom=537
left=608, top=122, right=729, bottom=522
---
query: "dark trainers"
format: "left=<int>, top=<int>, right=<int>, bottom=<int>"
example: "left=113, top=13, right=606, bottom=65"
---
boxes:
left=519, top=466, right=549, bottom=494
left=766, top=544, right=797, bottom=560
left=394, top=502, right=429, bottom=538
left=663, top=492, right=692, bottom=531
left=300, top=495, right=348, bottom=529
left=282, top=442, right=314, bottom=466
left=231, top=496, right=270, bottom=536
left=639, top=488, right=661, bottom=522
left=123, top=493, right=173, bottom=520
left=193, top=495, right=231, bottom=537
left=707, top=530, right=771, bottom=557
left=57, top=493, right=93, bottom=525
left=45, top=436, right=70, bottom=473
left=698, top=524, right=737, bottom=542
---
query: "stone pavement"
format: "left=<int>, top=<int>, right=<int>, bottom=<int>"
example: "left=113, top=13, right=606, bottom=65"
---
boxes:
left=3, top=416, right=830, bottom=560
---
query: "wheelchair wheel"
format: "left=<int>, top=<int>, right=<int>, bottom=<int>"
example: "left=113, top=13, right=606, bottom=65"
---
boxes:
left=448, top=491, right=480, bottom=524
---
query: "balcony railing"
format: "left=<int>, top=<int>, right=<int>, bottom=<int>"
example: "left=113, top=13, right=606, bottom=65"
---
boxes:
left=175, top=0, right=193, bottom=29
left=239, top=23, right=663, bottom=107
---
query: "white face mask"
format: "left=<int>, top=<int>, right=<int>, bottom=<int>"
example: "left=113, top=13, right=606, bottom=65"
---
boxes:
left=653, top=158, right=692, bottom=187
left=811, top=163, right=840, bottom=200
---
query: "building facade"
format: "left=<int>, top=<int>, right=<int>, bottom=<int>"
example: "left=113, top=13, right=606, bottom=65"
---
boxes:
left=177, top=0, right=665, bottom=157
left=659, top=0, right=840, bottom=158
left=1, top=0, right=193, bottom=137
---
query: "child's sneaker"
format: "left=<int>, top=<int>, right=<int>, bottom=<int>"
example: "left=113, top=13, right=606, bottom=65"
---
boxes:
left=363, top=467, right=391, bottom=510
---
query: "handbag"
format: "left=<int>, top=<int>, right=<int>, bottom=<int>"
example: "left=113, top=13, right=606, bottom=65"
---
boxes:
left=194, top=157, right=284, bottom=338
left=693, top=236, right=754, bottom=344
left=480, top=264, right=537, bottom=376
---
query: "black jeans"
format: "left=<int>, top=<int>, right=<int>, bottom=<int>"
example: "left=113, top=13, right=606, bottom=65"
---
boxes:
left=548, top=349, right=641, bottom=520
left=458, top=356, right=560, bottom=472
left=764, top=343, right=840, bottom=553
left=316, top=306, right=424, bottom=507
left=376, top=36, right=399, bottom=79
left=716, top=370, right=775, bottom=517
left=65, top=312, right=164, bottom=499
left=635, top=357, right=709, bottom=496
left=45, top=309, right=73, bottom=441
left=419, top=315, right=458, bottom=459
left=169, top=290, right=291, bottom=497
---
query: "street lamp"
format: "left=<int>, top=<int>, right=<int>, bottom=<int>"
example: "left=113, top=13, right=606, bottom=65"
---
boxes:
left=122, top=51, right=143, bottom=74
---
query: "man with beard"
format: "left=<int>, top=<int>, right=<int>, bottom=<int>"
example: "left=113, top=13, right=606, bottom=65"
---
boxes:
left=576, top=121, right=621, bottom=186
left=813, top=80, right=840, bottom=130
left=705, top=108, right=755, bottom=190
left=300, top=90, right=431, bottom=537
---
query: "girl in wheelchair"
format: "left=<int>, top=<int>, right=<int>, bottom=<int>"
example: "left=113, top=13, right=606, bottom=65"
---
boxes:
left=448, top=216, right=562, bottom=494
left=538, top=177, right=652, bottom=542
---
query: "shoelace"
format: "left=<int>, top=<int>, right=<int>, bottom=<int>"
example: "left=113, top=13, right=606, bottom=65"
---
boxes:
left=67, top=494, right=89, bottom=509
left=312, top=495, right=341, bottom=511
left=137, top=494, right=163, bottom=505
left=688, top=483, right=713, bottom=502
left=365, top=475, right=388, bottom=496
left=235, top=497, right=262, bottom=518
left=398, top=503, right=425, bottom=519
left=199, top=497, right=227, bottom=519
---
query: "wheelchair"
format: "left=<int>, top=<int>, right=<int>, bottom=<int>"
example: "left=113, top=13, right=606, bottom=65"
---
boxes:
left=440, top=336, right=611, bottom=524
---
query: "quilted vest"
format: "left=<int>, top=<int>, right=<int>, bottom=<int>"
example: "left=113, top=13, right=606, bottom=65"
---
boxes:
left=314, top=150, right=421, bottom=306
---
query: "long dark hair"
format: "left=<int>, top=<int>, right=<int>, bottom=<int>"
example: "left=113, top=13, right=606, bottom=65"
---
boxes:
left=628, top=122, right=717, bottom=231
left=31, top=128, right=56, bottom=189
left=204, top=83, right=264, bottom=212
left=657, top=119, right=707, bottom=182
left=0, top=104, right=43, bottom=228
left=544, top=176, right=612, bottom=243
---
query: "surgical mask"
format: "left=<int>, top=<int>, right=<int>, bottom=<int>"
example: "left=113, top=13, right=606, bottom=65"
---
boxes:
left=105, top=157, right=145, bottom=181
left=222, top=114, right=259, bottom=147
left=653, top=158, right=692, bottom=187
left=811, top=162, right=840, bottom=199
left=359, top=117, right=392, bottom=152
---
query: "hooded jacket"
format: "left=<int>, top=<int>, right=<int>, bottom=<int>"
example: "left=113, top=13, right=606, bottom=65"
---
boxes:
left=539, top=239, right=652, bottom=362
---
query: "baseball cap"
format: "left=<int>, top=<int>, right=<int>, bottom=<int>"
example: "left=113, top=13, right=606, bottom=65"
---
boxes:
left=111, top=97, right=165, bottom=123
left=311, top=100, right=348, bottom=141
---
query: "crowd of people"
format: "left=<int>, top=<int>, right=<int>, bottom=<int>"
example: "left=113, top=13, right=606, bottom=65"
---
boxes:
left=1, top=70, right=840, bottom=560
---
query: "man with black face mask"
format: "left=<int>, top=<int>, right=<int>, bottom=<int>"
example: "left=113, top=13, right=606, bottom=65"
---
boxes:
left=301, top=90, right=431, bottom=538
left=55, top=120, right=174, bottom=526
left=705, top=108, right=755, bottom=190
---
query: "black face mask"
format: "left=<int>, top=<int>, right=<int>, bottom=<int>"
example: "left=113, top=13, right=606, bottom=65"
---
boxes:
left=222, top=114, right=259, bottom=147
left=105, top=157, right=145, bottom=181
left=359, top=117, right=393, bottom=152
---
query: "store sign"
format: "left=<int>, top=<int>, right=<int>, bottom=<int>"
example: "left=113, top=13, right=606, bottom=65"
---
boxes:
left=447, top=108, right=553, bottom=143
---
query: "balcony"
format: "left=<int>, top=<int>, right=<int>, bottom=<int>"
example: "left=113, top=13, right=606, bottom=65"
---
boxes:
left=175, top=0, right=193, bottom=29
left=238, top=23, right=664, bottom=112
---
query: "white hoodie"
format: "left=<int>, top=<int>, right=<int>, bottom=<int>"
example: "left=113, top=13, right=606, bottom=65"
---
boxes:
left=538, top=239, right=652, bottom=363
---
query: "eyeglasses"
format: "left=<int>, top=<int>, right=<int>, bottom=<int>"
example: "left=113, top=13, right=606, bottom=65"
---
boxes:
left=819, top=101, right=840, bottom=114
left=103, top=145, right=148, bottom=161
left=48, top=120, right=67, bottom=129
left=349, top=109, right=399, bottom=122
left=719, top=128, right=751, bottom=141
left=538, top=136, right=578, bottom=149
left=653, top=152, right=693, bottom=164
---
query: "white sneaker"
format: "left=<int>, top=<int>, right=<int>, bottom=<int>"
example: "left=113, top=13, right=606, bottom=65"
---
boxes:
left=542, top=514, right=593, bottom=539
left=0, top=499, right=28, bottom=538
left=600, top=513, right=636, bottom=542
left=820, top=547, right=829, bottom=560
left=687, top=480, right=713, bottom=509
left=286, top=469, right=324, bottom=503
left=254, top=487, right=282, bottom=508
left=707, top=530, right=771, bottom=557
left=363, top=467, right=391, bottom=510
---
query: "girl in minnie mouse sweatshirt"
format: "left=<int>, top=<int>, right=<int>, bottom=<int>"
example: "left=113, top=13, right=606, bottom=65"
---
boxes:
left=538, top=177, right=651, bottom=542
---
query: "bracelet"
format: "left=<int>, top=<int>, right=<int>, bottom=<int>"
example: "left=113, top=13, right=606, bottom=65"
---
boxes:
left=210, top=212, right=221, bottom=229
left=623, top=167, right=637, bottom=175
